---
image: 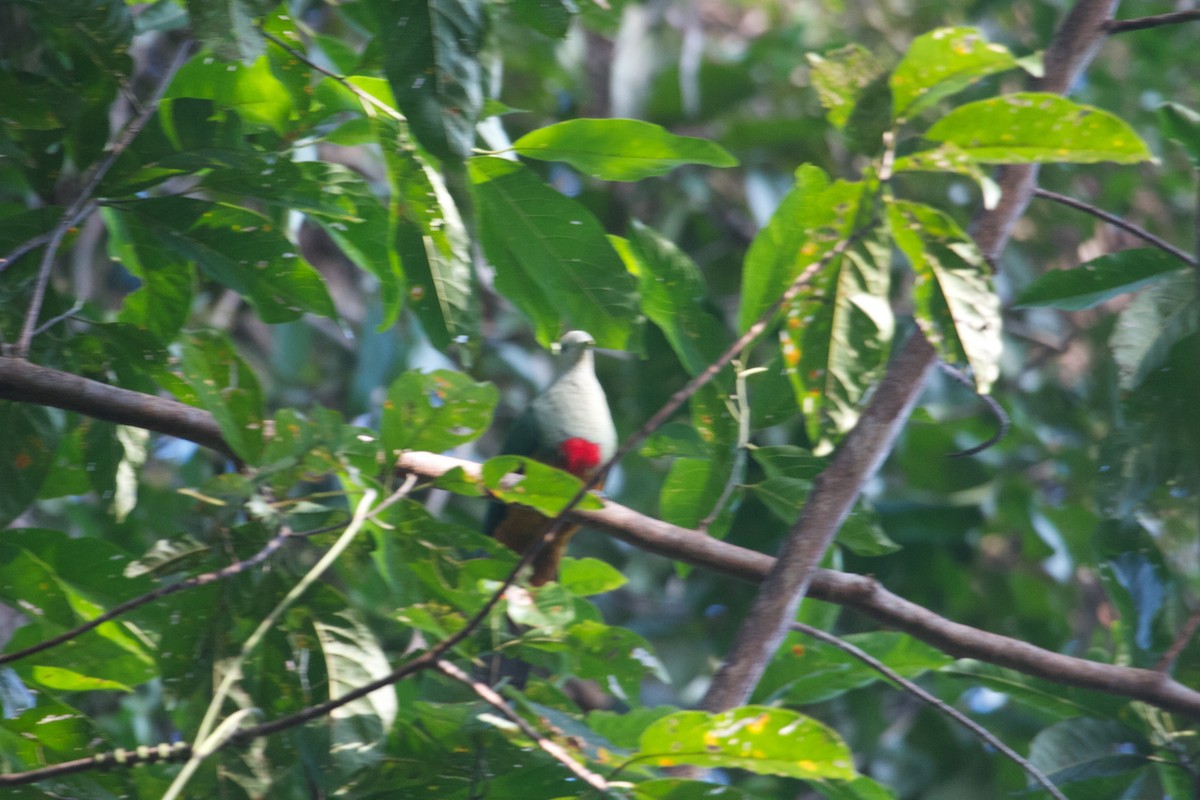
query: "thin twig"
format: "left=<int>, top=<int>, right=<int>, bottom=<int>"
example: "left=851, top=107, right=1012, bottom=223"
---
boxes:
left=0, top=742, right=192, bottom=788
left=435, top=659, right=611, bottom=793
left=0, top=521, right=302, bottom=666
left=791, top=622, right=1067, bottom=800
left=31, top=301, right=83, bottom=337
left=1032, top=188, right=1196, bottom=267
left=0, top=231, right=53, bottom=273
left=12, top=45, right=192, bottom=359
left=1105, top=11, right=1200, bottom=34
left=937, top=361, right=1011, bottom=457
left=262, top=30, right=406, bottom=123
left=1156, top=607, right=1200, bottom=672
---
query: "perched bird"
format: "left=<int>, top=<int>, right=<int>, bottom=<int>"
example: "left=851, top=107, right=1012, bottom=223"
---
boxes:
left=485, top=331, right=617, bottom=585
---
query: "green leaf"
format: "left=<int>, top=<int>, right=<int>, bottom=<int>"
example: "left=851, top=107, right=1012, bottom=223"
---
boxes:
left=887, top=200, right=1001, bottom=393
left=1158, top=102, right=1200, bottom=167
left=558, top=557, right=627, bottom=596
left=102, top=206, right=193, bottom=341
left=781, top=234, right=893, bottom=450
left=380, top=370, right=498, bottom=455
left=1111, top=271, right=1197, bottom=390
left=468, top=156, right=640, bottom=349
left=314, top=611, right=398, bottom=773
left=756, top=631, right=951, bottom=705
left=1029, top=718, right=1149, bottom=788
left=564, top=619, right=656, bottom=701
left=891, top=27, right=1019, bottom=121
left=379, top=126, right=475, bottom=345
left=481, top=455, right=603, bottom=514
left=923, top=93, right=1152, bottom=164
left=118, top=197, right=336, bottom=324
left=168, top=50, right=293, bottom=132
left=807, top=45, right=885, bottom=129
left=892, top=144, right=1002, bottom=209
left=371, top=0, right=486, bottom=160
left=1015, top=248, right=1185, bottom=311
left=0, top=404, right=58, bottom=527
left=179, top=330, right=265, bottom=463
left=750, top=478, right=897, bottom=556
left=635, top=706, right=857, bottom=780
left=30, top=665, right=133, bottom=693
left=737, top=165, right=863, bottom=332
left=750, top=445, right=825, bottom=480
left=611, top=222, right=728, bottom=376
left=512, top=118, right=737, bottom=180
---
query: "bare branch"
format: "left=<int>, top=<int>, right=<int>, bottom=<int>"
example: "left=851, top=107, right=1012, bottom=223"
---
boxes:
left=1105, top=11, right=1200, bottom=34
left=1032, top=188, right=1196, bottom=267
left=435, top=659, right=611, bottom=793
left=791, top=623, right=1067, bottom=800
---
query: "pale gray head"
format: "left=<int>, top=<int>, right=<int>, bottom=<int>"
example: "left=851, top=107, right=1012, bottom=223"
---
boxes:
left=553, top=330, right=596, bottom=358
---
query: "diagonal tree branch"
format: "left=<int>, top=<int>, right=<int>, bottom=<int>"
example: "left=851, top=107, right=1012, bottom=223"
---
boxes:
left=1033, top=187, right=1196, bottom=266
left=698, top=0, right=1124, bottom=716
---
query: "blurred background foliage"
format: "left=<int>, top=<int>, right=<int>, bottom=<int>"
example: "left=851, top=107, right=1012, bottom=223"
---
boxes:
left=1, top=0, right=1199, bottom=798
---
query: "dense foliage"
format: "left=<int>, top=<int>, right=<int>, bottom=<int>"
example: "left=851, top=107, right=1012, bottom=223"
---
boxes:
left=1, top=1, right=1199, bottom=798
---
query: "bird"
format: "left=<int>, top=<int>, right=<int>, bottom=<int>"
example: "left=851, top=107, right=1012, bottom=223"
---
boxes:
left=485, top=330, right=618, bottom=585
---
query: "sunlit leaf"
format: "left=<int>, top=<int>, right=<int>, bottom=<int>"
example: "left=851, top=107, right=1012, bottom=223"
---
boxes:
left=513, top=118, right=737, bottom=180
left=887, top=200, right=1001, bottom=393
left=892, top=27, right=1019, bottom=121
left=481, top=456, right=603, bottom=514
left=807, top=45, right=885, bottom=129
left=636, top=706, right=857, bottom=780
left=924, top=93, right=1152, bottom=164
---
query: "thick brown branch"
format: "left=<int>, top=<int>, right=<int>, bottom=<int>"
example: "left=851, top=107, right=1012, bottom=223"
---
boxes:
left=396, top=451, right=1200, bottom=719
left=0, top=356, right=234, bottom=459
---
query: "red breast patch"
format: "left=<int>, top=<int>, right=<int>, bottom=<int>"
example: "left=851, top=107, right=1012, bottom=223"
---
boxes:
left=558, top=437, right=602, bottom=476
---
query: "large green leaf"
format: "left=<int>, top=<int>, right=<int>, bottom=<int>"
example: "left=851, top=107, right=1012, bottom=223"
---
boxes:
left=371, top=0, right=486, bottom=160
left=782, top=235, right=893, bottom=450
left=659, top=384, right=738, bottom=536
left=891, top=27, right=1019, bottom=122
left=737, top=165, right=863, bottom=332
left=179, top=330, right=265, bottom=463
left=117, top=196, right=336, bottom=324
left=468, top=156, right=640, bottom=349
left=1015, top=248, right=1185, bottom=311
left=380, top=369, right=498, bottom=455
left=887, top=200, right=1001, bottom=393
left=378, top=123, right=475, bottom=345
left=611, top=221, right=728, bottom=377
left=1029, top=718, right=1150, bottom=790
left=512, top=118, right=737, bottom=181
left=923, top=93, right=1152, bottom=164
left=636, top=706, right=857, bottom=780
